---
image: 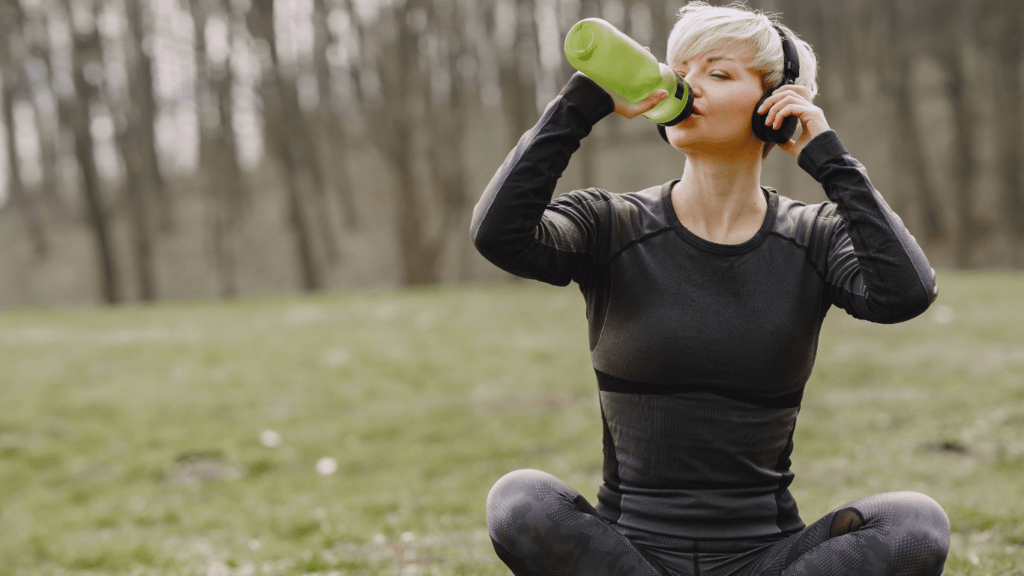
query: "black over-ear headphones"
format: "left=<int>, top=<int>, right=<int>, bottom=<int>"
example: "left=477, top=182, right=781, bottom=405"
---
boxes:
left=658, top=25, right=800, bottom=145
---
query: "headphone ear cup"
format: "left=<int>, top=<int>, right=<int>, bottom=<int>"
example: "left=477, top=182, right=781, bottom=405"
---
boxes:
left=752, top=90, right=799, bottom=144
left=751, top=92, right=774, bottom=143
left=771, top=115, right=799, bottom=144
left=657, top=124, right=670, bottom=145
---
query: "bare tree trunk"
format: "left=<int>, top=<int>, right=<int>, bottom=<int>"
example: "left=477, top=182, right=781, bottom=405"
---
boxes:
left=64, top=0, right=120, bottom=304
left=190, top=0, right=239, bottom=298
left=891, top=55, right=944, bottom=241
left=565, top=0, right=596, bottom=187
left=842, top=1, right=868, bottom=102
left=31, top=86, right=64, bottom=214
left=285, top=84, right=339, bottom=263
left=124, top=0, right=171, bottom=232
left=21, top=9, right=65, bottom=216
left=348, top=0, right=451, bottom=285
left=425, top=0, right=474, bottom=282
left=282, top=151, right=320, bottom=291
left=2, top=85, right=50, bottom=259
left=930, top=0, right=978, bottom=267
left=497, top=0, right=538, bottom=148
left=0, top=4, right=49, bottom=259
left=248, top=0, right=322, bottom=291
left=119, top=0, right=161, bottom=302
left=384, top=6, right=430, bottom=286
left=812, top=0, right=839, bottom=114
left=878, top=0, right=945, bottom=242
left=991, top=3, right=1024, bottom=266
left=215, top=81, right=243, bottom=211
left=946, top=47, right=978, bottom=266
left=118, top=137, right=156, bottom=300
left=314, top=0, right=359, bottom=232
left=216, top=0, right=245, bottom=223
left=329, top=110, right=360, bottom=230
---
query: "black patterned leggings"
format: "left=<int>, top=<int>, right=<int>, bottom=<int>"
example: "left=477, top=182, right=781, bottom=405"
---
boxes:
left=487, top=469, right=950, bottom=576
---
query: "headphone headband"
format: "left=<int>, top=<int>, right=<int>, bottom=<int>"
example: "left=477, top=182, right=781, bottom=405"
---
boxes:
left=774, top=26, right=800, bottom=86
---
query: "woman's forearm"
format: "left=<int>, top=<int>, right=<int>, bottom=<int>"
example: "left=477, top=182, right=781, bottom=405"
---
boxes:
left=800, top=130, right=938, bottom=323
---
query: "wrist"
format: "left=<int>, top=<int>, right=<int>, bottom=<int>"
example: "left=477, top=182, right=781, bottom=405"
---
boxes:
left=560, top=73, right=616, bottom=126
left=797, top=130, right=847, bottom=177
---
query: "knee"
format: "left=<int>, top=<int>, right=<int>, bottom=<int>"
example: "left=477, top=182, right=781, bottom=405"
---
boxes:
left=870, top=492, right=951, bottom=573
left=892, top=491, right=950, bottom=542
left=486, top=469, right=575, bottom=545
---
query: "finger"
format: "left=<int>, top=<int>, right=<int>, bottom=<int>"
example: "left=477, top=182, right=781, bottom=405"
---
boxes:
left=771, top=103, right=813, bottom=129
left=772, top=84, right=812, bottom=98
left=766, top=95, right=817, bottom=127
left=758, top=86, right=812, bottom=113
left=760, top=92, right=807, bottom=117
left=762, top=95, right=802, bottom=125
left=757, top=92, right=790, bottom=116
left=640, top=89, right=669, bottom=112
left=615, top=89, right=668, bottom=118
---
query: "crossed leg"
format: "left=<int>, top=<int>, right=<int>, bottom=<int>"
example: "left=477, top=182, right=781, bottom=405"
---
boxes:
left=486, top=469, right=950, bottom=576
left=486, top=469, right=668, bottom=576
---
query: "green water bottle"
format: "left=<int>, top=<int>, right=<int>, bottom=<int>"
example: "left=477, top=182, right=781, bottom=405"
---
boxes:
left=564, top=18, right=693, bottom=126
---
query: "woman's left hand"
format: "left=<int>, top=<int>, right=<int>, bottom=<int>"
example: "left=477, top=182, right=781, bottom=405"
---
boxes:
left=756, top=84, right=830, bottom=158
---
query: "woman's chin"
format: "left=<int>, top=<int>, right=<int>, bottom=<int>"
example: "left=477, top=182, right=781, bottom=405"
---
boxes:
left=671, top=133, right=763, bottom=158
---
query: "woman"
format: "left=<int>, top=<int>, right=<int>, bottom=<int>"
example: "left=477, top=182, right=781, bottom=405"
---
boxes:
left=471, top=3, right=949, bottom=576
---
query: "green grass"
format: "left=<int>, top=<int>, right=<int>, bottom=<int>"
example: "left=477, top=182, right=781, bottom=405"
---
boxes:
left=0, top=270, right=1021, bottom=575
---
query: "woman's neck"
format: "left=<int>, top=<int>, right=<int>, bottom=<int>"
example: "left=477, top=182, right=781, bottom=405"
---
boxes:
left=671, top=149, right=767, bottom=245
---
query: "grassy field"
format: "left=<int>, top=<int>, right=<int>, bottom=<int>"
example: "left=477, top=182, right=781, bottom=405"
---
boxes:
left=0, top=270, right=1021, bottom=575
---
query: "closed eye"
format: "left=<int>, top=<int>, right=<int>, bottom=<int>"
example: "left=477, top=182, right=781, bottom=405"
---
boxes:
left=711, top=73, right=730, bottom=79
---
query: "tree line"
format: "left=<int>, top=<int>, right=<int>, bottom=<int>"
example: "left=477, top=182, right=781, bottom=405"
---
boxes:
left=0, top=0, right=1021, bottom=307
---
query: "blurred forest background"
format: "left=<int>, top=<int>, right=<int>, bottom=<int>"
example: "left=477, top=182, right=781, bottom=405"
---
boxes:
left=0, top=0, right=1021, bottom=308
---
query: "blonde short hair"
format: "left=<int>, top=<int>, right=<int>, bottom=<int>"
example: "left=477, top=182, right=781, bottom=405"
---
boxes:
left=666, top=1, right=818, bottom=99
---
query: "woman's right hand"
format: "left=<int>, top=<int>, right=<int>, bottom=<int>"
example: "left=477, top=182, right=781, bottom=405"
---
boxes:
left=611, top=46, right=669, bottom=119
left=612, top=89, right=669, bottom=119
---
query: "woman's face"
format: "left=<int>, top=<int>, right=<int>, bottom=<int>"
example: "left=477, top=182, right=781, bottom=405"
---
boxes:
left=665, top=45, right=766, bottom=156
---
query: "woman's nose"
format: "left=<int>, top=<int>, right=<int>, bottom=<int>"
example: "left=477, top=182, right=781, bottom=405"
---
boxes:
left=684, top=72, right=703, bottom=97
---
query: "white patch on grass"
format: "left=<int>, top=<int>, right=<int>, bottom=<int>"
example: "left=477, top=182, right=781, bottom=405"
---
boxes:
left=248, top=539, right=262, bottom=551
left=400, top=531, right=416, bottom=543
left=316, top=456, right=338, bottom=475
left=372, top=533, right=387, bottom=545
left=205, top=560, right=231, bottom=576
left=259, top=429, right=282, bottom=448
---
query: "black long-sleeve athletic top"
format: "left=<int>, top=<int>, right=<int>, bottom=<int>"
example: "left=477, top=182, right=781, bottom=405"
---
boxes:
left=471, top=73, right=938, bottom=541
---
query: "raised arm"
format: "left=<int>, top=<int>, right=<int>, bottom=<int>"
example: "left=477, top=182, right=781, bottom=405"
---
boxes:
left=758, top=84, right=938, bottom=323
left=799, top=130, right=938, bottom=323
left=470, top=73, right=616, bottom=286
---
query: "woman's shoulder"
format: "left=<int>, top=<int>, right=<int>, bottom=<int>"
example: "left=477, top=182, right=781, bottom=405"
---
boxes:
left=552, top=182, right=669, bottom=221
left=546, top=183, right=675, bottom=260
left=770, top=190, right=843, bottom=249
left=554, top=182, right=664, bottom=205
